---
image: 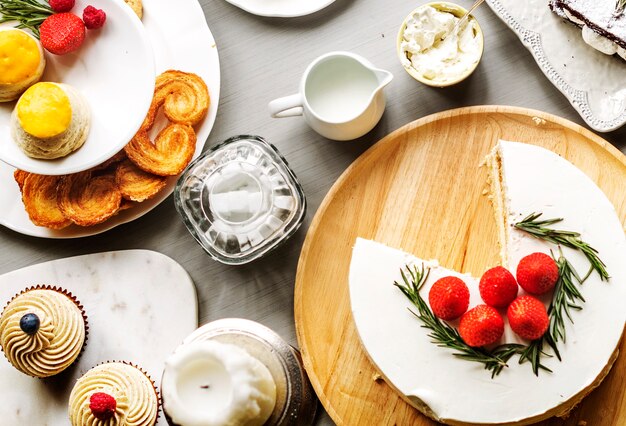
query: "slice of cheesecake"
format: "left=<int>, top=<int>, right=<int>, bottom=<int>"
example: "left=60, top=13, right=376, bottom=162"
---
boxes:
left=550, top=0, right=626, bottom=58
left=349, top=140, right=626, bottom=425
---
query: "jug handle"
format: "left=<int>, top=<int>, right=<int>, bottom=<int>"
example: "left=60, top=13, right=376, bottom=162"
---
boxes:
left=269, top=94, right=303, bottom=118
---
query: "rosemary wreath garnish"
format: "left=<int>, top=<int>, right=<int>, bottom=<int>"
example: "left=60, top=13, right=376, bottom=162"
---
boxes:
left=394, top=212, right=609, bottom=377
left=514, top=212, right=609, bottom=282
left=394, top=264, right=524, bottom=378
left=0, top=0, right=53, bottom=38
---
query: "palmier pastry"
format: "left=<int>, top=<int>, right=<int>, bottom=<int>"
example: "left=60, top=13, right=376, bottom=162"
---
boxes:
left=151, top=70, right=210, bottom=126
left=21, top=174, right=71, bottom=229
left=13, top=169, right=30, bottom=192
left=57, top=171, right=122, bottom=227
left=124, top=0, right=143, bottom=19
left=125, top=123, right=196, bottom=176
left=115, top=159, right=167, bottom=202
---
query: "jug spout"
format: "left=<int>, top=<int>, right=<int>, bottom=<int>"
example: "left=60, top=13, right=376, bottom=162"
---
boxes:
left=374, top=69, right=393, bottom=89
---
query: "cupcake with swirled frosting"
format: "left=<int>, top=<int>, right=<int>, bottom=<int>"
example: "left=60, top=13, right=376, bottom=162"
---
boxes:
left=0, top=286, right=87, bottom=378
left=69, top=362, right=159, bottom=426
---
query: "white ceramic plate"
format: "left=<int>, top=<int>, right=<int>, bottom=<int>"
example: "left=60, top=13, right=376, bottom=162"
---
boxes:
left=487, top=0, right=626, bottom=132
left=0, top=0, right=155, bottom=175
left=224, top=0, right=335, bottom=18
left=0, top=0, right=221, bottom=238
left=0, top=250, right=197, bottom=425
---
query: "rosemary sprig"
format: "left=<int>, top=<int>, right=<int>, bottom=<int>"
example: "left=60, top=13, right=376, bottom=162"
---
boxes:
left=394, top=264, right=524, bottom=378
left=514, top=212, right=609, bottom=282
left=0, top=0, right=53, bottom=38
left=616, top=0, right=626, bottom=16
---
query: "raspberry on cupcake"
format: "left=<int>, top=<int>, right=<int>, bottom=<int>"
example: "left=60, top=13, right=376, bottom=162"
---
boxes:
left=69, top=362, right=159, bottom=426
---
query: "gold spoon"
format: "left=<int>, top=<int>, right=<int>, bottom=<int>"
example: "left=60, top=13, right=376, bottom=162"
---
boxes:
left=442, top=0, right=485, bottom=41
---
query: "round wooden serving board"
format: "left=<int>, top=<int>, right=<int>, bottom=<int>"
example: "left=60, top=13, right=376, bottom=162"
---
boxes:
left=294, top=106, right=626, bottom=425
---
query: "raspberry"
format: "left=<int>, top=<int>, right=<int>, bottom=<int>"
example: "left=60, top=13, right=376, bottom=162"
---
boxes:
left=89, top=392, right=117, bottom=420
left=507, top=296, right=550, bottom=341
left=83, top=6, right=107, bottom=30
left=459, top=305, right=504, bottom=347
left=516, top=252, right=559, bottom=295
left=428, top=276, right=470, bottom=320
left=49, top=0, right=75, bottom=13
left=479, top=266, right=518, bottom=308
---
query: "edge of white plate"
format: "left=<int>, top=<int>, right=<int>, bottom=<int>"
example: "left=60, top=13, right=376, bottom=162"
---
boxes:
left=0, top=0, right=221, bottom=239
left=486, top=0, right=626, bottom=133
left=224, top=0, right=335, bottom=18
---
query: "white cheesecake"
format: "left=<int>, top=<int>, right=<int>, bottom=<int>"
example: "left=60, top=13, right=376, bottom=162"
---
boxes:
left=349, top=140, right=626, bottom=425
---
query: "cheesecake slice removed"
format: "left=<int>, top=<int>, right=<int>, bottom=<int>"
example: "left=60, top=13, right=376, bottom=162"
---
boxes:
left=349, top=140, right=626, bottom=425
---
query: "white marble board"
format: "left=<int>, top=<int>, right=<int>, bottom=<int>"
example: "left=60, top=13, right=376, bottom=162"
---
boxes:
left=0, top=250, right=198, bottom=425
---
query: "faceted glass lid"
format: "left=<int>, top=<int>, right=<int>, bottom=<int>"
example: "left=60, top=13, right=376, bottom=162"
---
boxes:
left=174, top=135, right=306, bottom=265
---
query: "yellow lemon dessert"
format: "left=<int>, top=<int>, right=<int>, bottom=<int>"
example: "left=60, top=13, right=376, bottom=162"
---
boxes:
left=0, top=287, right=87, bottom=378
left=11, top=82, right=90, bottom=159
left=69, top=362, right=159, bottom=426
left=0, top=29, right=45, bottom=102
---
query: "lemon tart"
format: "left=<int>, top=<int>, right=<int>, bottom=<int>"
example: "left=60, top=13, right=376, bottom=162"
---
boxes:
left=0, top=29, right=45, bottom=102
left=11, top=82, right=90, bottom=159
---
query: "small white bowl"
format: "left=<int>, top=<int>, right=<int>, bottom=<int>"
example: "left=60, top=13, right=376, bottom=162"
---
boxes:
left=397, top=2, right=484, bottom=88
left=0, top=0, right=155, bottom=175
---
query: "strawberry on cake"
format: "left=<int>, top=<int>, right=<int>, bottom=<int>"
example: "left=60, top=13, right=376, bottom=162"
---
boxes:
left=349, top=140, right=626, bottom=425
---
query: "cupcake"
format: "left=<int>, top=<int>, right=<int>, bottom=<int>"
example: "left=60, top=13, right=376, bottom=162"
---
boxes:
left=0, top=28, right=45, bottom=102
left=11, top=82, right=91, bottom=159
left=69, top=362, right=159, bottom=426
left=0, top=285, right=87, bottom=378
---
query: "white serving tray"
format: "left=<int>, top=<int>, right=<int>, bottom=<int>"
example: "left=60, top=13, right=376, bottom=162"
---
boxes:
left=0, top=250, right=198, bottom=425
left=487, top=0, right=626, bottom=132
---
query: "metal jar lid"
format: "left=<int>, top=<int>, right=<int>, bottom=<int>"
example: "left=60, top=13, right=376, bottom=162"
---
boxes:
left=176, top=318, right=318, bottom=426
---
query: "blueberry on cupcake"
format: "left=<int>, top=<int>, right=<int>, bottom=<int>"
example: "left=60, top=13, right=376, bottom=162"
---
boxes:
left=0, top=285, right=88, bottom=378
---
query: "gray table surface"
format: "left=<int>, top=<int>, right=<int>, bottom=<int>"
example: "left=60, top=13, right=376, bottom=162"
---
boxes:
left=2, top=0, right=626, bottom=424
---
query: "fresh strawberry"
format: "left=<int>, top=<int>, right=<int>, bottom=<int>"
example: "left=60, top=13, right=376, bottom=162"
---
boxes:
left=40, top=13, right=85, bottom=55
left=459, top=305, right=504, bottom=347
left=83, top=6, right=106, bottom=30
left=516, top=252, right=559, bottom=295
left=49, top=0, right=75, bottom=13
left=89, top=392, right=116, bottom=420
left=479, top=266, right=518, bottom=308
left=507, top=296, right=549, bottom=341
left=428, top=276, right=470, bottom=320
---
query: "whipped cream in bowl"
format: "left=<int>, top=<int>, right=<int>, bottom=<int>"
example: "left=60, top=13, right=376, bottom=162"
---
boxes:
left=397, top=2, right=484, bottom=87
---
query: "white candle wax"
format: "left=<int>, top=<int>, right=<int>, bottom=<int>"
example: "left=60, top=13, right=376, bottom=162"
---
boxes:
left=162, top=340, right=276, bottom=426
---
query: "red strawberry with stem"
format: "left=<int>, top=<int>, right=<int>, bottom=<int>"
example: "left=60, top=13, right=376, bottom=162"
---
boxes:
left=479, top=266, right=518, bottom=308
left=40, top=13, right=85, bottom=55
left=459, top=304, right=504, bottom=347
left=516, top=252, right=559, bottom=295
left=428, top=276, right=470, bottom=321
left=507, top=295, right=550, bottom=341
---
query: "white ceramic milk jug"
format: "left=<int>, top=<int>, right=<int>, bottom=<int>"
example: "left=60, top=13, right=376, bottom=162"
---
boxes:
left=268, top=52, right=393, bottom=141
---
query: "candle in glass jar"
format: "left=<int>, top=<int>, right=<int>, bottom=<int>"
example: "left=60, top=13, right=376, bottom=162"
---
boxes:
left=161, top=340, right=276, bottom=426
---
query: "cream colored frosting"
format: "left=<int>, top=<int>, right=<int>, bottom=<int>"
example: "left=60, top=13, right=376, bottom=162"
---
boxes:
left=0, top=288, right=86, bottom=378
left=69, top=362, right=159, bottom=426
left=11, top=83, right=91, bottom=159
